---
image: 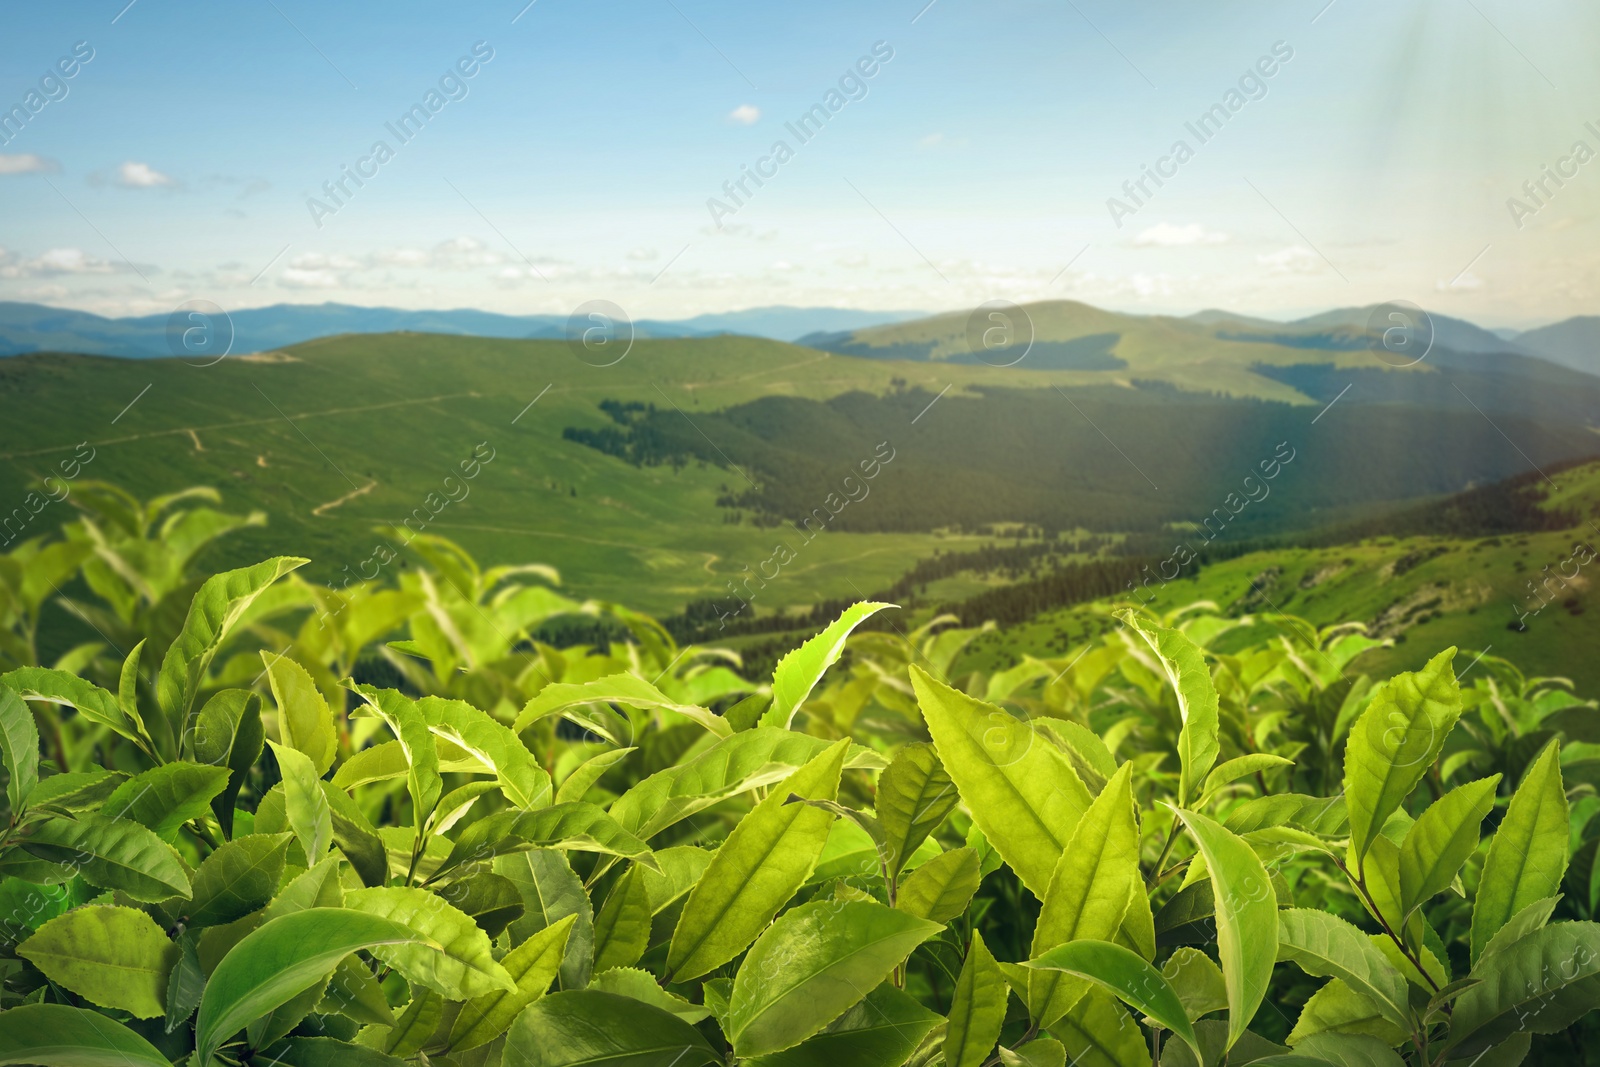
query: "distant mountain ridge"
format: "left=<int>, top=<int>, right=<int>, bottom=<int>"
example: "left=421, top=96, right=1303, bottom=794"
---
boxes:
left=4, top=297, right=1597, bottom=380
left=0, top=301, right=928, bottom=358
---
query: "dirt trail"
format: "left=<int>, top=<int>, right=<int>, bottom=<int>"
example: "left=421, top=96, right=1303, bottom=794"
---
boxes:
left=312, top=479, right=379, bottom=516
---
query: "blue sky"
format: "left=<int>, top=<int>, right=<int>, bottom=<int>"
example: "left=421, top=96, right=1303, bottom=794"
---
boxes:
left=2, top=0, right=1597, bottom=325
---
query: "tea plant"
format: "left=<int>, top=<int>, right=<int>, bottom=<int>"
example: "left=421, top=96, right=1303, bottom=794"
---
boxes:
left=0, top=486, right=1595, bottom=1067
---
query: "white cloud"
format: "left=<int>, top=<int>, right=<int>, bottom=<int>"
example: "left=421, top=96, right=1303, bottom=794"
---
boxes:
left=279, top=267, right=340, bottom=289
left=290, top=252, right=361, bottom=270
left=626, top=247, right=658, bottom=261
left=1256, top=245, right=1320, bottom=274
left=918, top=133, right=944, bottom=148
left=1134, top=223, right=1230, bottom=247
left=0, top=153, right=57, bottom=176
left=116, top=161, right=175, bottom=188
left=371, top=248, right=430, bottom=268
left=0, top=247, right=123, bottom=277
left=728, top=104, right=760, bottom=125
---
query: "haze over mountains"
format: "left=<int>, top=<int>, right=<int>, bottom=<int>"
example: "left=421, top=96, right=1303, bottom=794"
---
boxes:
left=0, top=302, right=926, bottom=358
left=1, top=299, right=1598, bottom=377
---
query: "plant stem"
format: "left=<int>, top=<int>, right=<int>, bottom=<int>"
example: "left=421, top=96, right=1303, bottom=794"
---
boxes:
left=1146, top=813, right=1182, bottom=889
left=1337, top=859, right=1441, bottom=995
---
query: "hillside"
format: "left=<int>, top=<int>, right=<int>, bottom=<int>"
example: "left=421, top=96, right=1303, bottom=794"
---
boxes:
left=2, top=303, right=1597, bottom=625
left=957, top=460, right=1600, bottom=689
left=1516, top=315, right=1600, bottom=377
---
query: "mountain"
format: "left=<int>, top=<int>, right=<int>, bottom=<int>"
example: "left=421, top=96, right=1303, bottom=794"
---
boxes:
left=1286, top=305, right=1527, bottom=356
left=798, top=299, right=1600, bottom=404
left=1514, top=315, right=1600, bottom=376
left=0, top=301, right=925, bottom=358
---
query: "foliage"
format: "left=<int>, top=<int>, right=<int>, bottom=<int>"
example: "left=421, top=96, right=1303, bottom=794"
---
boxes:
left=0, top=486, right=1596, bottom=1067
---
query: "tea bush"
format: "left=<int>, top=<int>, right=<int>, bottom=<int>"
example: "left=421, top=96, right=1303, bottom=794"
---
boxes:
left=0, top=485, right=1597, bottom=1067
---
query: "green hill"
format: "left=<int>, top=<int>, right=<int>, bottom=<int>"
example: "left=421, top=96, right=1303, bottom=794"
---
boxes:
left=2, top=306, right=1596, bottom=629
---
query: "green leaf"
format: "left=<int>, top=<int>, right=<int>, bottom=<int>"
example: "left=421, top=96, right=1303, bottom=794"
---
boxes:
left=183, top=833, right=293, bottom=927
left=763, top=602, right=895, bottom=728
left=158, top=556, right=308, bottom=733
left=331, top=741, right=408, bottom=790
left=101, top=762, right=230, bottom=842
left=637, top=845, right=713, bottom=915
left=349, top=685, right=441, bottom=830
left=589, top=967, right=711, bottom=1024
left=497, top=848, right=595, bottom=990
left=268, top=740, right=332, bottom=863
left=26, top=770, right=126, bottom=815
left=1051, top=987, right=1149, bottom=1067
left=517, top=673, right=730, bottom=739
left=745, top=983, right=941, bottom=1067
left=0, top=685, right=38, bottom=813
left=1285, top=1032, right=1407, bottom=1067
left=556, top=746, right=636, bottom=805
left=946, top=931, right=1007, bottom=1067
left=248, top=970, right=336, bottom=1053
left=1162, top=947, right=1228, bottom=1022
left=3, top=668, right=141, bottom=754
left=117, top=640, right=145, bottom=745
left=895, top=846, right=981, bottom=923
left=420, top=695, right=553, bottom=809
left=505, top=990, right=719, bottom=1067
left=1343, top=648, right=1461, bottom=872
left=320, top=781, right=388, bottom=888
left=0, top=1003, right=172, bottom=1067
left=1028, top=939, right=1199, bottom=1061
left=608, top=727, right=875, bottom=841
left=1028, top=763, right=1138, bottom=1027
left=727, top=898, right=942, bottom=1057
left=371, top=989, right=441, bottom=1058
left=1275, top=910, right=1410, bottom=1031
left=318, top=955, right=394, bottom=1027
left=1288, top=978, right=1409, bottom=1047
left=264, top=652, right=337, bottom=775
left=1398, top=775, right=1499, bottom=920
left=592, top=864, right=651, bottom=972
left=1478, top=896, right=1561, bottom=963
left=17, top=905, right=178, bottom=1019
left=1115, top=611, right=1219, bottom=808
left=345, top=885, right=515, bottom=998
left=999, top=1038, right=1066, bottom=1067
left=667, top=738, right=849, bottom=982
left=449, top=913, right=576, bottom=1052
left=260, top=1037, right=405, bottom=1067
left=264, top=854, right=346, bottom=918
left=910, top=664, right=1092, bottom=897
left=1470, top=740, right=1569, bottom=964
left=1201, top=754, right=1294, bottom=802
left=1172, top=807, right=1277, bottom=1048
left=877, top=742, right=959, bottom=880
left=194, top=907, right=423, bottom=1064
left=435, top=871, right=525, bottom=939
left=20, top=815, right=190, bottom=902
left=188, top=688, right=263, bottom=837
left=1449, top=921, right=1600, bottom=1057
left=438, top=802, right=656, bottom=878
